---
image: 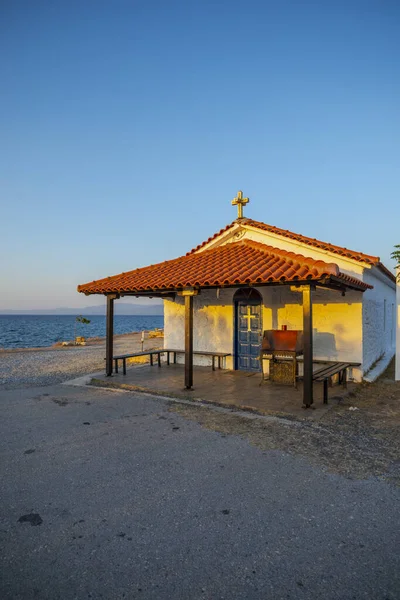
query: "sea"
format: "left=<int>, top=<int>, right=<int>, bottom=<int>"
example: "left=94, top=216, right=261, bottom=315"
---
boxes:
left=0, top=315, right=164, bottom=350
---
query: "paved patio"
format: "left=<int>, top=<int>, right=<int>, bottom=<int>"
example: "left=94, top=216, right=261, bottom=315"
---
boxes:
left=91, top=362, right=355, bottom=419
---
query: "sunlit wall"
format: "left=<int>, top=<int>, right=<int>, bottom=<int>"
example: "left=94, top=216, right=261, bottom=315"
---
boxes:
left=164, top=285, right=364, bottom=378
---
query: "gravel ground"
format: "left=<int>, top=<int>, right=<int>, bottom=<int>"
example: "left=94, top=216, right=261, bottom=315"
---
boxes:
left=169, top=359, right=400, bottom=485
left=170, top=400, right=400, bottom=484
left=0, top=347, right=399, bottom=598
left=0, top=333, right=162, bottom=390
left=1, top=337, right=399, bottom=485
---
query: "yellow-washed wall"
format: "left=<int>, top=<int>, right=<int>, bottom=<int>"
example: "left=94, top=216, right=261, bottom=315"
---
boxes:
left=163, top=221, right=395, bottom=381
left=164, top=289, right=236, bottom=370
left=164, top=286, right=364, bottom=380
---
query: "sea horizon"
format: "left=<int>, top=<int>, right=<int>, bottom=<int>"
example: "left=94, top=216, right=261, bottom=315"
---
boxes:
left=0, top=302, right=163, bottom=317
left=0, top=312, right=162, bottom=316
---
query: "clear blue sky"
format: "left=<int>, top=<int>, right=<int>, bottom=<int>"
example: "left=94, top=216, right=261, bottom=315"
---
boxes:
left=1, top=0, right=399, bottom=309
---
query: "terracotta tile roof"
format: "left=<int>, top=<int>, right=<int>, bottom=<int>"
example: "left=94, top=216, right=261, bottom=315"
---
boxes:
left=188, top=218, right=395, bottom=283
left=78, top=239, right=372, bottom=295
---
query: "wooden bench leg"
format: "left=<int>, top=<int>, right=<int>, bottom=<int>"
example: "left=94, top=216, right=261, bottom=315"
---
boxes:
left=342, top=368, right=347, bottom=388
left=323, top=378, right=328, bottom=404
left=114, top=359, right=118, bottom=374
left=123, top=359, right=126, bottom=376
left=174, top=352, right=177, bottom=364
left=150, top=354, right=153, bottom=366
left=167, top=351, right=170, bottom=365
left=212, top=356, right=215, bottom=371
left=157, top=352, right=161, bottom=367
left=260, top=357, right=264, bottom=386
left=218, top=356, right=222, bottom=369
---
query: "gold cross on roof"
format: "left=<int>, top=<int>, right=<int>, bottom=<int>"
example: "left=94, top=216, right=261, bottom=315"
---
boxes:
left=231, top=190, right=249, bottom=219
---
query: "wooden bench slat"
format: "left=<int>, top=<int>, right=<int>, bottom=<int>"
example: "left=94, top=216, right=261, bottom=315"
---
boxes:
left=166, top=349, right=230, bottom=357
left=114, top=350, right=231, bottom=359
left=310, top=362, right=353, bottom=405
left=313, top=363, right=348, bottom=378
left=113, top=350, right=165, bottom=360
left=313, top=363, right=351, bottom=381
left=313, top=362, right=349, bottom=374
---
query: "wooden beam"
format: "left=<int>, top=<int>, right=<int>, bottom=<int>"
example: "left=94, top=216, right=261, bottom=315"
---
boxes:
left=184, top=293, right=194, bottom=389
left=105, top=294, right=117, bottom=376
left=302, top=284, right=313, bottom=407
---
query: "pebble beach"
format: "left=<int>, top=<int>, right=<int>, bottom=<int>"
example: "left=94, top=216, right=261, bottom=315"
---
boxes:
left=0, top=332, right=162, bottom=390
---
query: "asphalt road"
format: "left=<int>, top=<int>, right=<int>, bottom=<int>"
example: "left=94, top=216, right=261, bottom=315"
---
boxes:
left=0, top=383, right=399, bottom=600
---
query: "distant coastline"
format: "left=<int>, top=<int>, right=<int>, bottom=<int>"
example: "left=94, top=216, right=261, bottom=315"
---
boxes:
left=0, top=302, right=163, bottom=316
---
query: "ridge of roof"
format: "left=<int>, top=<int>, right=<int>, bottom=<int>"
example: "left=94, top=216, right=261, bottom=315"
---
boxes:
left=189, top=218, right=380, bottom=264
left=188, top=218, right=396, bottom=284
left=243, top=218, right=382, bottom=265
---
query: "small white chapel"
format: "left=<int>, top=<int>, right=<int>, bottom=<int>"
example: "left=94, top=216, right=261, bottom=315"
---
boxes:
left=78, top=191, right=397, bottom=404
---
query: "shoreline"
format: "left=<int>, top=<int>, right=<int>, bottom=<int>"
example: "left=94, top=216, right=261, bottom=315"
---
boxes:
left=0, top=331, right=163, bottom=390
left=0, top=329, right=163, bottom=354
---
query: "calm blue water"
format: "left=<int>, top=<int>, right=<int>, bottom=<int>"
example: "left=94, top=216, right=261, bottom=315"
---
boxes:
left=0, top=315, right=164, bottom=349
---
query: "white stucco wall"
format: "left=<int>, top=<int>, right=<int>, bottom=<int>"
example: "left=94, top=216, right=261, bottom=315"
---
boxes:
left=164, top=285, right=364, bottom=379
left=362, top=266, right=396, bottom=377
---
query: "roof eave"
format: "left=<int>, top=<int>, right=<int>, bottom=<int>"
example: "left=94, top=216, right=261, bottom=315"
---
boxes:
left=376, top=262, right=397, bottom=284
left=77, top=275, right=370, bottom=297
left=327, top=275, right=372, bottom=292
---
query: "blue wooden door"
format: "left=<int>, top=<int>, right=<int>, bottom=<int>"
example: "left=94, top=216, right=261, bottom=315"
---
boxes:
left=236, top=302, right=262, bottom=371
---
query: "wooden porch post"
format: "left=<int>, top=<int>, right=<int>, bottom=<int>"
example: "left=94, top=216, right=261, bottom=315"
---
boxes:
left=182, top=289, right=197, bottom=389
left=106, top=294, right=117, bottom=376
left=302, top=285, right=313, bottom=407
